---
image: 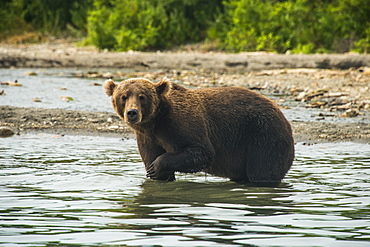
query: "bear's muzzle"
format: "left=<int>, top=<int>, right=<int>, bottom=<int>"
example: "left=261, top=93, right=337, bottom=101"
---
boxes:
left=127, top=108, right=139, bottom=123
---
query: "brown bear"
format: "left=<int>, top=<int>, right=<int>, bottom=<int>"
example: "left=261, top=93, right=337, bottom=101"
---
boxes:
left=104, top=78, right=294, bottom=184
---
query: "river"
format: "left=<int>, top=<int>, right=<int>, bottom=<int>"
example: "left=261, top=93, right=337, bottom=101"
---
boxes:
left=0, top=134, right=369, bottom=246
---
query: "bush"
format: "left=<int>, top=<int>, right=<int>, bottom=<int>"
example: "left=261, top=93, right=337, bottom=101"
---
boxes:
left=0, top=0, right=92, bottom=40
left=85, top=0, right=223, bottom=51
left=85, top=0, right=166, bottom=50
left=0, top=0, right=30, bottom=37
left=212, top=0, right=370, bottom=53
left=1, top=0, right=368, bottom=53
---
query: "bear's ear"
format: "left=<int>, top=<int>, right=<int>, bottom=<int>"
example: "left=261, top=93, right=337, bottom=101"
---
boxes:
left=103, top=79, right=117, bottom=97
left=156, top=78, right=171, bottom=96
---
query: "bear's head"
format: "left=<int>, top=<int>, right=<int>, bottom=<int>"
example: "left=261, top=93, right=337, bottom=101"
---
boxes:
left=104, top=78, right=171, bottom=126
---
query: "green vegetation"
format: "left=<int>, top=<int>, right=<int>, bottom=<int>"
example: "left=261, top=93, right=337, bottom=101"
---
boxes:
left=0, top=0, right=92, bottom=41
left=1, top=0, right=369, bottom=53
left=84, top=0, right=223, bottom=51
left=215, top=0, right=370, bottom=53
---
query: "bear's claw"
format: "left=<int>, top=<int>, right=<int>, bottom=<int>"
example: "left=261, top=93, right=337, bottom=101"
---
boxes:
left=147, top=163, right=175, bottom=181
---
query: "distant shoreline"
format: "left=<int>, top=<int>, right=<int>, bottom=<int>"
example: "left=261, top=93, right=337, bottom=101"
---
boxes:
left=1, top=42, right=369, bottom=71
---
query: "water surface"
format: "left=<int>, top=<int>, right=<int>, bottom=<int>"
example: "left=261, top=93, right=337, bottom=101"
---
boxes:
left=1, top=134, right=369, bottom=246
left=0, top=68, right=113, bottom=112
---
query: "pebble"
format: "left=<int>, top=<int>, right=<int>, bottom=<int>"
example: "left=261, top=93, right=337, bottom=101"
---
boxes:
left=0, top=126, right=15, bottom=137
left=331, top=97, right=349, bottom=105
left=102, top=72, right=114, bottom=78
left=25, top=71, right=37, bottom=76
left=305, top=101, right=327, bottom=108
left=1, top=80, right=22, bottom=86
left=345, top=109, right=358, bottom=117
left=60, top=96, right=73, bottom=102
left=296, top=89, right=328, bottom=102
left=358, top=66, right=370, bottom=75
left=88, top=118, right=100, bottom=123
left=9, top=82, right=22, bottom=86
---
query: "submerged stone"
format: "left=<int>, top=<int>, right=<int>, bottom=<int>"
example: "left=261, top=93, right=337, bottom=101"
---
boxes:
left=0, top=126, right=15, bottom=137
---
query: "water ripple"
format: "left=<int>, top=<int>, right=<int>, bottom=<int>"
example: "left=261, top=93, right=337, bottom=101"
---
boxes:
left=1, top=135, right=370, bottom=246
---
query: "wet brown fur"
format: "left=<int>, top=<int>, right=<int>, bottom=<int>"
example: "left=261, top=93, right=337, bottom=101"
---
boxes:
left=104, top=78, right=294, bottom=183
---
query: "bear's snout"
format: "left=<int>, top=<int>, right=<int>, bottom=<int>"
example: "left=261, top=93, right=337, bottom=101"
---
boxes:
left=127, top=109, right=139, bottom=123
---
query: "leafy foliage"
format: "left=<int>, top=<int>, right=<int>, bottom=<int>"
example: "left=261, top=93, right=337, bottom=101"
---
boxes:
left=0, top=0, right=29, bottom=36
left=0, top=0, right=368, bottom=53
left=0, top=0, right=92, bottom=39
left=85, top=0, right=223, bottom=51
left=214, top=0, right=370, bottom=53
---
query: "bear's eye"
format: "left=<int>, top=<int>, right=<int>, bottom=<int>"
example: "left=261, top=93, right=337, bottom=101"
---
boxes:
left=121, top=95, right=127, bottom=101
left=139, top=95, right=146, bottom=101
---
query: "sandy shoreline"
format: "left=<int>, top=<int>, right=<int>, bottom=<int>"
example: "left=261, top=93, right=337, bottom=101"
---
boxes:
left=1, top=42, right=370, bottom=143
left=1, top=42, right=370, bottom=71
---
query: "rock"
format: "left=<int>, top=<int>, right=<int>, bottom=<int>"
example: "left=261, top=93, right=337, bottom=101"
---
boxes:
left=325, top=92, right=349, bottom=97
left=296, top=89, right=328, bottom=102
left=88, top=118, right=100, bottom=123
left=345, top=109, right=359, bottom=117
left=60, top=96, right=73, bottom=102
left=33, top=97, right=42, bottom=102
left=330, top=97, right=350, bottom=106
left=296, top=91, right=307, bottom=101
left=2, top=80, right=22, bottom=86
left=91, top=83, right=102, bottom=86
left=74, top=71, right=85, bottom=77
left=318, top=113, right=335, bottom=117
left=0, top=126, right=15, bottom=137
left=25, top=71, right=37, bottom=76
left=358, top=66, right=370, bottom=75
left=305, top=101, right=327, bottom=108
left=336, top=102, right=352, bottom=110
left=9, top=82, right=22, bottom=86
left=102, top=72, right=114, bottom=78
left=290, top=88, right=304, bottom=94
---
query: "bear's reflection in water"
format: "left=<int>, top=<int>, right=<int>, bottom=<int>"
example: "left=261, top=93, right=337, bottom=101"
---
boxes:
left=120, top=179, right=294, bottom=221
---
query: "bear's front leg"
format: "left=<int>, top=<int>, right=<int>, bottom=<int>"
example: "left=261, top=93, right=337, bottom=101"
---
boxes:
left=147, top=154, right=176, bottom=181
left=146, top=147, right=214, bottom=181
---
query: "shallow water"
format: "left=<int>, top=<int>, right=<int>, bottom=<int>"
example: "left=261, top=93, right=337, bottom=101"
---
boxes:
left=1, top=134, right=369, bottom=246
left=0, top=68, right=114, bottom=112
left=1, top=68, right=369, bottom=124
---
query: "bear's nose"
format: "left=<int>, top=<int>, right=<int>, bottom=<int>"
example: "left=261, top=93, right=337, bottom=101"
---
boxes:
left=127, top=109, right=139, bottom=123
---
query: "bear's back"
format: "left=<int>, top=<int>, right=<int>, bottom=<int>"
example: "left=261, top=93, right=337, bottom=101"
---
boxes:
left=189, top=87, right=284, bottom=129
left=165, top=85, right=288, bottom=134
